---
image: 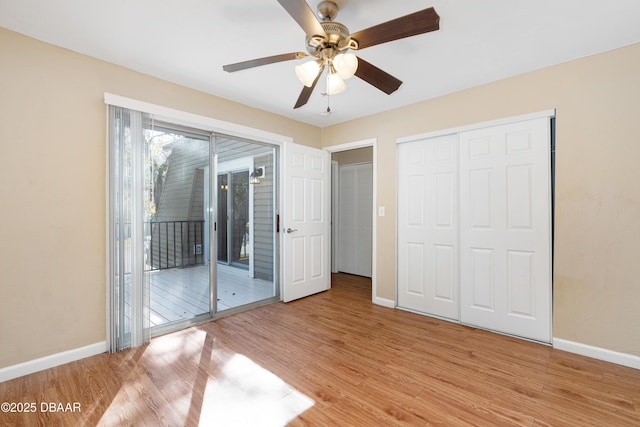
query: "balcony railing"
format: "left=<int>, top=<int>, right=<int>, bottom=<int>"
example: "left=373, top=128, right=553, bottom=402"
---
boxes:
left=148, top=220, right=205, bottom=271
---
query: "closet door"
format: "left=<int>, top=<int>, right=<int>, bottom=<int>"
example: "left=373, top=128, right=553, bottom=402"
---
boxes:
left=397, top=134, right=459, bottom=320
left=459, top=118, right=551, bottom=342
left=338, top=163, right=373, bottom=277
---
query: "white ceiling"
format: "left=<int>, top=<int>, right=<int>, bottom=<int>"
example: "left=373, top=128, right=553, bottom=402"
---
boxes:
left=1, top=0, right=639, bottom=127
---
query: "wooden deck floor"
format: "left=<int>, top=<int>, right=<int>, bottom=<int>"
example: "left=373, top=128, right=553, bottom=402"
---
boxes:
left=2, top=273, right=639, bottom=426
left=128, top=263, right=275, bottom=328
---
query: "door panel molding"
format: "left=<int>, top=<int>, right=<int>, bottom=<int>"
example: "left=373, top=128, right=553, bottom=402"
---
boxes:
left=397, top=133, right=460, bottom=320
left=460, top=117, right=552, bottom=343
left=397, top=113, right=553, bottom=343
left=281, top=142, right=331, bottom=302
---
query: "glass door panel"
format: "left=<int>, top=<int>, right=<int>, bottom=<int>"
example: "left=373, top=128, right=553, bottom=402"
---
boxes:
left=217, top=174, right=229, bottom=263
left=230, top=171, right=250, bottom=268
left=144, top=126, right=212, bottom=331
left=215, top=137, right=278, bottom=312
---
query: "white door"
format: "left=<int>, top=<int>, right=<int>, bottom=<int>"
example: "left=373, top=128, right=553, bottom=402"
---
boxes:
left=338, top=163, right=373, bottom=277
left=282, top=142, right=331, bottom=302
left=397, top=134, right=460, bottom=320
left=459, top=118, right=552, bottom=342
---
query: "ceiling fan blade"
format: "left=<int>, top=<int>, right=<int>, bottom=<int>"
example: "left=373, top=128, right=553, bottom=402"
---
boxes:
left=223, top=52, right=307, bottom=72
left=351, top=7, right=440, bottom=50
left=354, top=57, right=402, bottom=95
left=277, top=0, right=327, bottom=39
left=294, top=65, right=324, bottom=109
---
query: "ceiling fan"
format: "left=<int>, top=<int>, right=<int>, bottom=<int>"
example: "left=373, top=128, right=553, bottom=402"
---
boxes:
left=223, top=0, right=440, bottom=110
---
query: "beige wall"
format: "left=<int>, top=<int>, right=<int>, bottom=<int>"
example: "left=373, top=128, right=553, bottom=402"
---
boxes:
left=331, top=147, right=373, bottom=165
left=0, top=28, right=320, bottom=368
left=322, top=43, right=640, bottom=357
left=1, top=23, right=638, bottom=369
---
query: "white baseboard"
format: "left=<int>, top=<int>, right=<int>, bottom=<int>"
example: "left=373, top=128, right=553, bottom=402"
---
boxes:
left=0, top=341, right=107, bottom=383
left=553, top=338, right=640, bottom=370
left=373, top=296, right=395, bottom=309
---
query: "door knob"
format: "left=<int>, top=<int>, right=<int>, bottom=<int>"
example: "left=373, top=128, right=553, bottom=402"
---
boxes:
left=286, top=228, right=298, bottom=234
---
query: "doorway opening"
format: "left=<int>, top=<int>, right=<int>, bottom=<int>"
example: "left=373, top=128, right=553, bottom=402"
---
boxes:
left=326, top=139, right=378, bottom=303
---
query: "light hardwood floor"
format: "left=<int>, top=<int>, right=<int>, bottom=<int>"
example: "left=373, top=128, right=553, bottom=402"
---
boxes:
left=1, top=273, right=639, bottom=426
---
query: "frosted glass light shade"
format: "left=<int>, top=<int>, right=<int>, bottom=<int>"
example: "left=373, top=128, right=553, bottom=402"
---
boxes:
left=333, top=53, right=358, bottom=80
left=327, top=72, right=346, bottom=95
left=295, top=61, right=320, bottom=87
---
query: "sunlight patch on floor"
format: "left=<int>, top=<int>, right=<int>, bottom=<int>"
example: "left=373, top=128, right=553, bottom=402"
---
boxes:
left=199, top=354, right=315, bottom=426
left=97, top=331, right=314, bottom=425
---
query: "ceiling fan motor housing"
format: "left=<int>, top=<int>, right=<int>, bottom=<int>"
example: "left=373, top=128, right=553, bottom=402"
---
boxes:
left=304, top=0, right=357, bottom=56
left=306, top=21, right=355, bottom=55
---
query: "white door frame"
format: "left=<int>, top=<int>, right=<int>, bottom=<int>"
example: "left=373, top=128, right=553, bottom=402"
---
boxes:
left=331, top=160, right=340, bottom=273
left=324, top=138, right=380, bottom=306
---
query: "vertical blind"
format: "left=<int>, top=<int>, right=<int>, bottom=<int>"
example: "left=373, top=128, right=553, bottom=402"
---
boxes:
left=108, top=106, right=151, bottom=352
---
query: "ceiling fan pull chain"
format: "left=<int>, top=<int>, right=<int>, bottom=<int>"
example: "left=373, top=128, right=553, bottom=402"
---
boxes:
left=323, top=76, right=332, bottom=117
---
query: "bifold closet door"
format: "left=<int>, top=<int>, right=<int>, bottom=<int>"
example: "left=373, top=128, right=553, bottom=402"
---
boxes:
left=397, top=134, right=459, bottom=320
left=459, top=117, right=552, bottom=343
left=338, top=163, right=373, bottom=277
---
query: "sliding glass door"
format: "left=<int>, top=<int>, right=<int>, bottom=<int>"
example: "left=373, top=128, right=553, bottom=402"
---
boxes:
left=109, top=106, right=279, bottom=351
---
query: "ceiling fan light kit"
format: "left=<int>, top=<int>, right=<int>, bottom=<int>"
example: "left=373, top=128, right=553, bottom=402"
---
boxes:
left=333, top=53, right=358, bottom=80
left=295, top=60, right=321, bottom=87
left=326, top=72, right=347, bottom=95
left=223, top=0, right=440, bottom=111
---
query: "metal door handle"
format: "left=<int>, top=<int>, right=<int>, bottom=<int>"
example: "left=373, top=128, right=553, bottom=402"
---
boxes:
left=286, top=228, right=298, bottom=234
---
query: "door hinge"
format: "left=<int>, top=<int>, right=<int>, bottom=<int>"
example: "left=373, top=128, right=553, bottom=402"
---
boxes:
left=276, top=214, right=280, bottom=233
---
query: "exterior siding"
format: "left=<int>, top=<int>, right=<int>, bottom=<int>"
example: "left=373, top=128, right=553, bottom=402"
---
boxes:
left=150, top=135, right=276, bottom=277
left=253, top=153, right=275, bottom=281
left=151, top=139, right=209, bottom=269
